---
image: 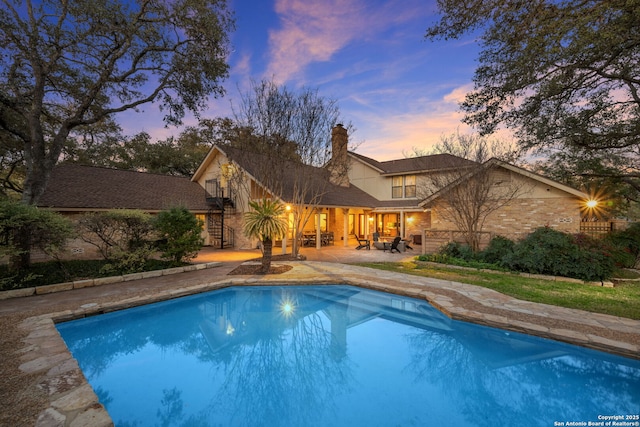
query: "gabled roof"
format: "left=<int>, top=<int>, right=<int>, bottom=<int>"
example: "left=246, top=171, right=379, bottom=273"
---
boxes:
left=489, top=159, right=589, bottom=198
left=215, top=145, right=380, bottom=208
left=418, top=158, right=589, bottom=207
left=38, top=163, right=210, bottom=212
left=348, top=151, right=477, bottom=175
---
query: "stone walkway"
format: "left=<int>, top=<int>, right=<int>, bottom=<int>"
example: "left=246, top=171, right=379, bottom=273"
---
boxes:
left=1, top=246, right=639, bottom=426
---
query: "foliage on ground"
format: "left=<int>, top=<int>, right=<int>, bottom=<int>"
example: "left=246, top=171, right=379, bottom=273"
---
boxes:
left=418, top=226, right=640, bottom=281
left=0, top=258, right=180, bottom=290
left=356, top=261, right=640, bottom=320
left=0, top=205, right=204, bottom=289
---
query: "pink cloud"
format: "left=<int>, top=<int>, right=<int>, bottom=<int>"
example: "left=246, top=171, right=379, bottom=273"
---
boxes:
left=267, top=0, right=361, bottom=82
left=352, top=83, right=515, bottom=160
left=443, top=83, right=474, bottom=104
left=266, top=0, right=424, bottom=83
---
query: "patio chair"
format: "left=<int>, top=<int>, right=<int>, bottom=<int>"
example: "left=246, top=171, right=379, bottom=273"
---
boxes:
left=389, top=236, right=402, bottom=253
left=404, top=237, right=414, bottom=250
left=354, top=234, right=370, bottom=250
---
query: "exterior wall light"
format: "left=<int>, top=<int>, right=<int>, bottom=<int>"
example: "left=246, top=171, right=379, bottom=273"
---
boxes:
left=586, top=200, right=598, bottom=209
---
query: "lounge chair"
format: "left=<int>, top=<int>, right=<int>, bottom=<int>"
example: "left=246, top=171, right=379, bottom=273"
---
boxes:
left=404, top=237, right=413, bottom=250
left=354, top=234, right=370, bottom=250
left=389, top=236, right=402, bottom=253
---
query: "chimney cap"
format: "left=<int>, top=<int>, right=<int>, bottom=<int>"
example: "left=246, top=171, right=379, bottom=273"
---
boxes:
left=335, top=123, right=343, bottom=128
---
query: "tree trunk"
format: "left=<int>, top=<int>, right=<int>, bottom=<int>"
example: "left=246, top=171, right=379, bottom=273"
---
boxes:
left=261, top=238, right=273, bottom=273
left=292, top=229, right=302, bottom=258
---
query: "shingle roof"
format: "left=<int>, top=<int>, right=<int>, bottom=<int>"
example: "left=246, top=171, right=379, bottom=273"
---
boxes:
left=349, top=151, right=477, bottom=175
left=218, top=145, right=380, bottom=208
left=38, top=163, right=210, bottom=212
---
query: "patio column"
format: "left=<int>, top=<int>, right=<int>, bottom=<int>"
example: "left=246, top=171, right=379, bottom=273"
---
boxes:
left=400, top=211, right=405, bottom=238
left=316, top=208, right=322, bottom=250
left=343, top=209, right=349, bottom=247
left=282, top=207, right=291, bottom=254
left=365, top=210, right=372, bottom=238
left=281, top=232, right=287, bottom=255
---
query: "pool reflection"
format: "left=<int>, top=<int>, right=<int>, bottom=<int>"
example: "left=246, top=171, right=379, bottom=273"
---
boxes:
left=57, top=285, right=640, bottom=427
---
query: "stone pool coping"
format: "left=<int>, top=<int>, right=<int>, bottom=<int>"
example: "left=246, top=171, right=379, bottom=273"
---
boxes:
left=14, top=261, right=640, bottom=426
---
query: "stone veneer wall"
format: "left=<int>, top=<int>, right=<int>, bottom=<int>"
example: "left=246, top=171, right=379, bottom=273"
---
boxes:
left=225, top=212, right=253, bottom=249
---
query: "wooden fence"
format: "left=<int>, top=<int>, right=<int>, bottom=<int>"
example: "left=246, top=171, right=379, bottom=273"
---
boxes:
left=579, top=220, right=628, bottom=238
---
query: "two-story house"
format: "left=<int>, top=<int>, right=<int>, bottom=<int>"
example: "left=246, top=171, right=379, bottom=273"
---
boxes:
left=38, top=124, right=593, bottom=257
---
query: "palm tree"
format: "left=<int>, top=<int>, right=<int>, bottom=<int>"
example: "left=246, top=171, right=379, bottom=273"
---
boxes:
left=243, top=198, right=289, bottom=273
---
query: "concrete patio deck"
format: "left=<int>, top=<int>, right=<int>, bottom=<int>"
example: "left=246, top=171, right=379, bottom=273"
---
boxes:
left=1, top=242, right=638, bottom=426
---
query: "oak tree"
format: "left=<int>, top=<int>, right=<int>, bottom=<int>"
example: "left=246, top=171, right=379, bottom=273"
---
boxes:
left=426, top=0, right=640, bottom=197
left=0, top=0, right=234, bottom=205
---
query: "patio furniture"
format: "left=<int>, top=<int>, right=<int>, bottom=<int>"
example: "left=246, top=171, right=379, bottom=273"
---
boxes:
left=389, top=236, right=402, bottom=253
left=403, top=238, right=413, bottom=250
left=373, top=241, right=387, bottom=250
left=322, top=232, right=334, bottom=246
left=302, top=233, right=316, bottom=246
left=354, top=234, right=370, bottom=250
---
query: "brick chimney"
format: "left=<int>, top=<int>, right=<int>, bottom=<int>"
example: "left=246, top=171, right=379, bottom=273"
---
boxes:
left=329, top=124, right=349, bottom=187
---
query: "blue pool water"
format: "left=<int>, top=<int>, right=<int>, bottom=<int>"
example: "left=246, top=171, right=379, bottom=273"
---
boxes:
left=56, top=285, right=640, bottom=427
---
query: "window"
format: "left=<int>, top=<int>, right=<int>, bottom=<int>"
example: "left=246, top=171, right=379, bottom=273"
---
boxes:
left=313, top=213, right=328, bottom=232
left=404, top=175, right=416, bottom=198
left=391, top=175, right=416, bottom=198
left=392, top=176, right=403, bottom=198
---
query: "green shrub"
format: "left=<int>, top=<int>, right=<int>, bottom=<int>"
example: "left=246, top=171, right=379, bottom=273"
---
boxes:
left=154, top=206, right=204, bottom=266
left=605, top=222, right=640, bottom=268
left=0, top=258, right=178, bottom=290
left=479, top=235, right=514, bottom=266
left=77, top=210, right=155, bottom=261
left=437, top=241, right=475, bottom=261
left=504, top=227, right=614, bottom=281
left=0, top=199, right=74, bottom=272
left=571, top=233, right=616, bottom=281
left=100, top=246, right=156, bottom=276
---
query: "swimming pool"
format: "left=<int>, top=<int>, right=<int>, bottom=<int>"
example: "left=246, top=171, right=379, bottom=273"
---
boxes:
left=57, top=285, right=640, bottom=427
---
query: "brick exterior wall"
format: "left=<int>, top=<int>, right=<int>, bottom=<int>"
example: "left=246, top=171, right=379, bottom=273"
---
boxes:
left=431, top=197, right=582, bottom=238
left=417, top=195, right=583, bottom=253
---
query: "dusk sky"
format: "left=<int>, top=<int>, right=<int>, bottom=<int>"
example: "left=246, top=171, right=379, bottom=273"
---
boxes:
left=120, top=0, right=487, bottom=161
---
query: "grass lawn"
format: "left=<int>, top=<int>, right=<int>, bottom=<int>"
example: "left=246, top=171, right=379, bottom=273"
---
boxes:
left=356, top=261, right=640, bottom=320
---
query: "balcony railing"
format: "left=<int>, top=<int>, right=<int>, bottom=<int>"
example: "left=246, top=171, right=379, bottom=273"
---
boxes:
left=205, top=179, right=235, bottom=213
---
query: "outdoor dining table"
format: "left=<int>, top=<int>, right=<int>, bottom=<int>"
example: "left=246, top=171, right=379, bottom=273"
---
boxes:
left=302, top=232, right=333, bottom=246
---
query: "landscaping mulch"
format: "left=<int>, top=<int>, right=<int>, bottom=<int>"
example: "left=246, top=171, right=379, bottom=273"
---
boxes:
left=227, top=254, right=303, bottom=275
